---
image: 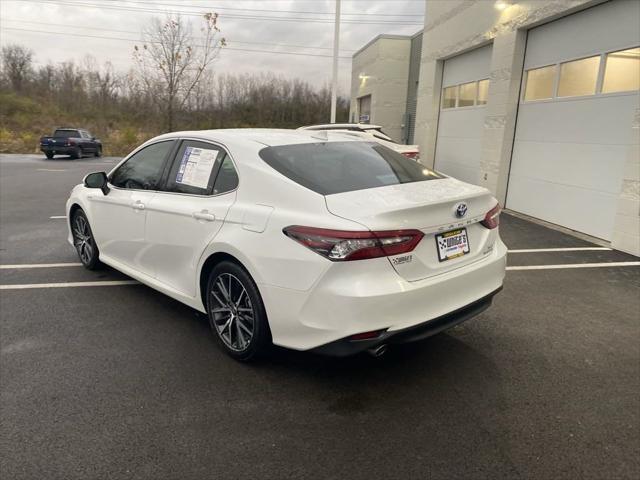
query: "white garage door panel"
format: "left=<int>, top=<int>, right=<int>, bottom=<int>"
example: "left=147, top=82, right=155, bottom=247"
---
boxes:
left=507, top=0, right=640, bottom=241
left=442, top=44, right=492, bottom=86
left=525, top=0, right=640, bottom=68
left=435, top=44, right=492, bottom=185
left=510, top=141, right=628, bottom=194
left=434, top=137, right=481, bottom=184
left=515, top=95, right=639, bottom=145
left=435, top=108, right=485, bottom=184
left=437, top=109, right=485, bottom=139
left=507, top=176, right=619, bottom=241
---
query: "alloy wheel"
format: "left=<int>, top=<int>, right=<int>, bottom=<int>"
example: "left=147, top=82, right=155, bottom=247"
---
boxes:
left=209, top=273, right=255, bottom=352
left=73, top=214, right=94, bottom=264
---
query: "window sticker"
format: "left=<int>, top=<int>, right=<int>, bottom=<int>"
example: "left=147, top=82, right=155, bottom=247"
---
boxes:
left=176, top=147, right=219, bottom=189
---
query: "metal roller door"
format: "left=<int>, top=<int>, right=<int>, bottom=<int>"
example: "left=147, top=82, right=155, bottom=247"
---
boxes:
left=507, top=0, right=640, bottom=241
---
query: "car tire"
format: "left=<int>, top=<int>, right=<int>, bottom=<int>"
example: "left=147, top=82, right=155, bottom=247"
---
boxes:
left=206, top=261, right=272, bottom=361
left=71, top=147, right=82, bottom=159
left=95, top=146, right=102, bottom=157
left=45, top=152, right=54, bottom=159
left=71, top=209, right=101, bottom=270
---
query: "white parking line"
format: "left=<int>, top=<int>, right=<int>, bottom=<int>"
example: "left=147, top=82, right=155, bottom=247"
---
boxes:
left=507, top=262, right=640, bottom=271
left=37, top=169, right=66, bottom=172
left=508, top=247, right=612, bottom=253
left=0, top=263, right=82, bottom=269
left=0, top=280, right=139, bottom=290
left=50, top=215, right=67, bottom=219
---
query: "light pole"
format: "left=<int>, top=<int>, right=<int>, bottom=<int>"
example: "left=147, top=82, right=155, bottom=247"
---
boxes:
left=330, top=0, right=341, bottom=123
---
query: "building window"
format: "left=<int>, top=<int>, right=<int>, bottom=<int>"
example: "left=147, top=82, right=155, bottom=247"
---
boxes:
left=477, top=79, right=489, bottom=105
left=524, top=65, right=556, bottom=101
left=557, top=55, right=600, bottom=98
left=441, top=79, right=489, bottom=109
left=442, top=86, right=457, bottom=109
left=458, top=82, right=476, bottom=107
left=602, top=47, right=640, bottom=94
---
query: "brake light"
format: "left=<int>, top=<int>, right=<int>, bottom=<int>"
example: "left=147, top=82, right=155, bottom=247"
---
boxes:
left=283, top=226, right=424, bottom=261
left=402, top=151, right=420, bottom=161
left=480, top=203, right=501, bottom=229
left=67, top=140, right=76, bottom=146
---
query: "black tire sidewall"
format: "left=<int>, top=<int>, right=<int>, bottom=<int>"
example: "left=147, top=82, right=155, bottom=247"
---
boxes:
left=206, top=261, right=271, bottom=361
left=71, top=209, right=101, bottom=270
left=95, top=146, right=102, bottom=157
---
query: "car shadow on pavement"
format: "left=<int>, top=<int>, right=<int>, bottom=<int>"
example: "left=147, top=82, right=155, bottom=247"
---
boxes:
left=184, top=289, right=499, bottom=388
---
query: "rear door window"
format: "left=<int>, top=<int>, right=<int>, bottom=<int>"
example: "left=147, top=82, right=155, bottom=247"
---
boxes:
left=163, top=140, right=234, bottom=196
left=259, top=141, right=441, bottom=195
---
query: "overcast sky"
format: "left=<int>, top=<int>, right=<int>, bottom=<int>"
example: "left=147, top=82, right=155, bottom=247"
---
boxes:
left=0, top=0, right=425, bottom=95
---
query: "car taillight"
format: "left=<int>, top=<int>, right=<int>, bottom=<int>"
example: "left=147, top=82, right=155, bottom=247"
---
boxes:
left=402, top=151, right=420, bottom=161
left=67, top=140, right=75, bottom=146
left=283, top=226, right=424, bottom=261
left=480, top=203, right=501, bottom=229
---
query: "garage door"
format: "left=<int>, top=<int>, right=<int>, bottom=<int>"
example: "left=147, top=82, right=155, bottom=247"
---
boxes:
left=507, top=0, right=640, bottom=241
left=434, top=44, right=492, bottom=185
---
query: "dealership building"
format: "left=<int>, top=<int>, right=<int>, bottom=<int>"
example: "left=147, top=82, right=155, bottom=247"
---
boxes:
left=350, top=0, right=640, bottom=256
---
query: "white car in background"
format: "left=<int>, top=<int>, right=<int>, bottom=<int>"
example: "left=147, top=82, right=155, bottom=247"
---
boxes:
left=66, top=129, right=506, bottom=361
left=298, top=123, right=421, bottom=161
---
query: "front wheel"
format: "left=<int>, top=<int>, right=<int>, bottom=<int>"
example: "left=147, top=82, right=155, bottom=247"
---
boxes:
left=71, top=209, right=101, bottom=270
left=206, top=261, right=271, bottom=361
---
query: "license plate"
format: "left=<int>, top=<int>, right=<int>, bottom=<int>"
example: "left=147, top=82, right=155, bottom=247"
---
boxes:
left=436, top=228, right=470, bottom=262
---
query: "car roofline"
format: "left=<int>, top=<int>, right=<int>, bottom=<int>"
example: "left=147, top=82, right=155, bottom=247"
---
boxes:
left=137, top=128, right=364, bottom=149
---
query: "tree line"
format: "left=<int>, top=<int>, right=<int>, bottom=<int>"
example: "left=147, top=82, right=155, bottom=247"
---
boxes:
left=0, top=14, right=349, bottom=155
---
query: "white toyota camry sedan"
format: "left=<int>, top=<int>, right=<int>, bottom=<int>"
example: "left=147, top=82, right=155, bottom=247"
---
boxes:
left=66, top=129, right=506, bottom=361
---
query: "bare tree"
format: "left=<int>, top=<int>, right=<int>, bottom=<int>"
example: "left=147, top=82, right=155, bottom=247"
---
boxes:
left=133, top=13, right=225, bottom=131
left=1, top=44, right=33, bottom=92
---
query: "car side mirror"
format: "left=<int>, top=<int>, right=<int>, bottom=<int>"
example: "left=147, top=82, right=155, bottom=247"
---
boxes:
left=84, top=171, right=110, bottom=195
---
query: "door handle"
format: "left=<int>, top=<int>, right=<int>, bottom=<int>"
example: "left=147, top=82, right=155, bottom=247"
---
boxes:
left=131, top=200, right=145, bottom=210
left=193, top=210, right=215, bottom=222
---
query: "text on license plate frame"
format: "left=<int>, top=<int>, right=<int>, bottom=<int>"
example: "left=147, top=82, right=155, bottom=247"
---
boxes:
left=435, top=228, right=470, bottom=262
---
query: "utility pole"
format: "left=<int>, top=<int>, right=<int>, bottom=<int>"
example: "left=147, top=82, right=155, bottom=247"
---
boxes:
left=330, top=0, right=341, bottom=123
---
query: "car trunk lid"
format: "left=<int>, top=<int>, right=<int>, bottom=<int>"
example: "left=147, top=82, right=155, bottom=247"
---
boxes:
left=324, top=177, right=498, bottom=281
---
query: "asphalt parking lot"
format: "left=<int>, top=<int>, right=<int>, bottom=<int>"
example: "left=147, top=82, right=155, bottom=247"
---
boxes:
left=1, top=153, right=638, bottom=480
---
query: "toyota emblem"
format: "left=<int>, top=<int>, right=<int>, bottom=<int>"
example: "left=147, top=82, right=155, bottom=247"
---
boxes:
left=455, top=203, right=468, bottom=218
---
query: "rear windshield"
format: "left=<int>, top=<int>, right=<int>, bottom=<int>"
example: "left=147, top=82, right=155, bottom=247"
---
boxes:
left=259, top=141, right=441, bottom=195
left=54, top=129, right=80, bottom=138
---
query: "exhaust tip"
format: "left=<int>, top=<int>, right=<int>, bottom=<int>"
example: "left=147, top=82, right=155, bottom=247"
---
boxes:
left=367, top=344, right=388, bottom=358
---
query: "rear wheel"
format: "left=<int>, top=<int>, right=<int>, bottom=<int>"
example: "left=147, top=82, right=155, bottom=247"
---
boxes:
left=95, top=146, right=102, bottom=157
left=71, top=147, right=82, bottom=159
left=71, top=209, right=101, bottom=270
left=206, top=261, right=271, bottom=361
left=45, top=152, right=54, bottom=159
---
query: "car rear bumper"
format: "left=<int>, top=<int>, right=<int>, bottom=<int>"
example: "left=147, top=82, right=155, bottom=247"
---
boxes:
left=41, top=146, right=75, bottom=154
left=260, top=238, right=507, bottom=352
left=309, top=287, right=502, bottom=356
